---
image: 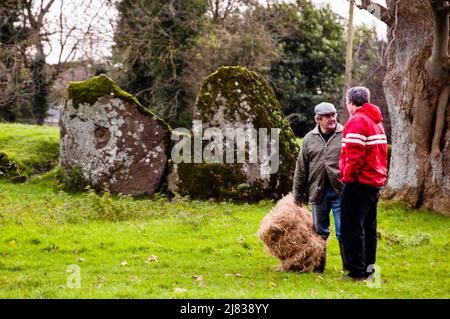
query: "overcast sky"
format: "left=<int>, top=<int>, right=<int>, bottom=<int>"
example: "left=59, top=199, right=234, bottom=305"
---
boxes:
left=45, top=0, right=388, bottom=64
left=311, top=0, right=387, bottom=39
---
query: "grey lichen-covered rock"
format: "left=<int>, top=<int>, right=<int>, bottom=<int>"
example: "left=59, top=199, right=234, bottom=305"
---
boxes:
left=169, top=66, right=299, bottom=202
left=60, top=75, right=171, bottom=196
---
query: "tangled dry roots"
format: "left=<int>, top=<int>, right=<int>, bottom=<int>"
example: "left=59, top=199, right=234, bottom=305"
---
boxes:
left=258, top=193, right=326, bottom=272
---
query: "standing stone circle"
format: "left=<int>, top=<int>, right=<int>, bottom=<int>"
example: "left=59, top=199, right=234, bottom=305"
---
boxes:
left=60, top=75, right=171, bottom=196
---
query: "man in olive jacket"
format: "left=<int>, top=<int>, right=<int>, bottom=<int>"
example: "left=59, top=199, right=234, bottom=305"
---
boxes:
left=293, top=102, right=345, bottom=273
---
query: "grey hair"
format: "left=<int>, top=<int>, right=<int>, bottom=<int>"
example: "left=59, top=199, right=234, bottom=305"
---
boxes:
left=346, top=86, right=370, bottom=106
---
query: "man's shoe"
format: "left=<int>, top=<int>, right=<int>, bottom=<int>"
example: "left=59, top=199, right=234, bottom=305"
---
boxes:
left=313, top=247, right=326, bottom=273
left=313, top=265, right=325, bottom=273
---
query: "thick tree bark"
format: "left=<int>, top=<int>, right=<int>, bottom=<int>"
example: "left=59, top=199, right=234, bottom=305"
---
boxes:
left=381, top=0, right=450, bottom=215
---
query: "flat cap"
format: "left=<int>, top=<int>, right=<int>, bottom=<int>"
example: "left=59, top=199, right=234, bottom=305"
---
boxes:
left=314, top=102, right=337, bottom=115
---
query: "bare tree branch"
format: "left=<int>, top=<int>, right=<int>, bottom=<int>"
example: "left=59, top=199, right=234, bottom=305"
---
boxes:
left=354, top=0, right=393, bottom=27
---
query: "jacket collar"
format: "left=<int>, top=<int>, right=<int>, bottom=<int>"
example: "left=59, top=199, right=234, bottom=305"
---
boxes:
left=312, top=123, right=343, bottom=134
left=355, top=103, right=383, bottom=123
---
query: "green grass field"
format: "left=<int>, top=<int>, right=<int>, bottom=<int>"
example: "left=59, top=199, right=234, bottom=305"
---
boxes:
left=0, top=123, right=59, bottom=177
left=0, top=123, right=449, bottom=298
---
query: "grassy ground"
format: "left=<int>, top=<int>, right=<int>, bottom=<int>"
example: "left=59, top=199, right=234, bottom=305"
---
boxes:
left=0, top=123, right=59, bottom=176
left=0, top=123, right=449, bottom=299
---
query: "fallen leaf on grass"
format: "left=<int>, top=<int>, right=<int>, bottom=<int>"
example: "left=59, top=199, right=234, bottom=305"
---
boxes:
left=193, top=275, right=204, bottom=286
left=145, top=255, right=158, bottom=263
left=174, top=288, right=187, bottom=293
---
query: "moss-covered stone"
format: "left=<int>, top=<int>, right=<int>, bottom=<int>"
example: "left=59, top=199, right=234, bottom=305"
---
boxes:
left=176, top=163, right=247, bottom=200
left=61, top=75, right=172, bottom=196
left=66, top=74, right=171, bottom=131
left=174, top=66, right=300, bottom=202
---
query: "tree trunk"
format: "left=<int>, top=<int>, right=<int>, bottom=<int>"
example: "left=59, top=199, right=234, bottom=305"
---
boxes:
left=340, top=0, right=354, bottom=124
left=382, top=0, right=450, bottom=216
left=30, top=58, right=48, bottom=125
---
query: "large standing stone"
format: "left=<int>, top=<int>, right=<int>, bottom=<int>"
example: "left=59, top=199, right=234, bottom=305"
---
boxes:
left=169, top=66, right=299, bottom=202
left=60, top=75, right=171, bottom=196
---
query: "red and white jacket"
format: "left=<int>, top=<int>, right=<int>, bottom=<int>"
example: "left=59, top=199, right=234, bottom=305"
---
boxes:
left=339, top=103, right=388, bottom=187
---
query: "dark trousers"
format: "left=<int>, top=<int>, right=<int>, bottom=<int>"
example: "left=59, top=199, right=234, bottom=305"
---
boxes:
left=340, top=181, right=380, bottom=278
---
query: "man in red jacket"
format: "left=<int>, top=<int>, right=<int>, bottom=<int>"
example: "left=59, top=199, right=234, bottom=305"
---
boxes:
left=339, top=86, right=388, bottom=280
